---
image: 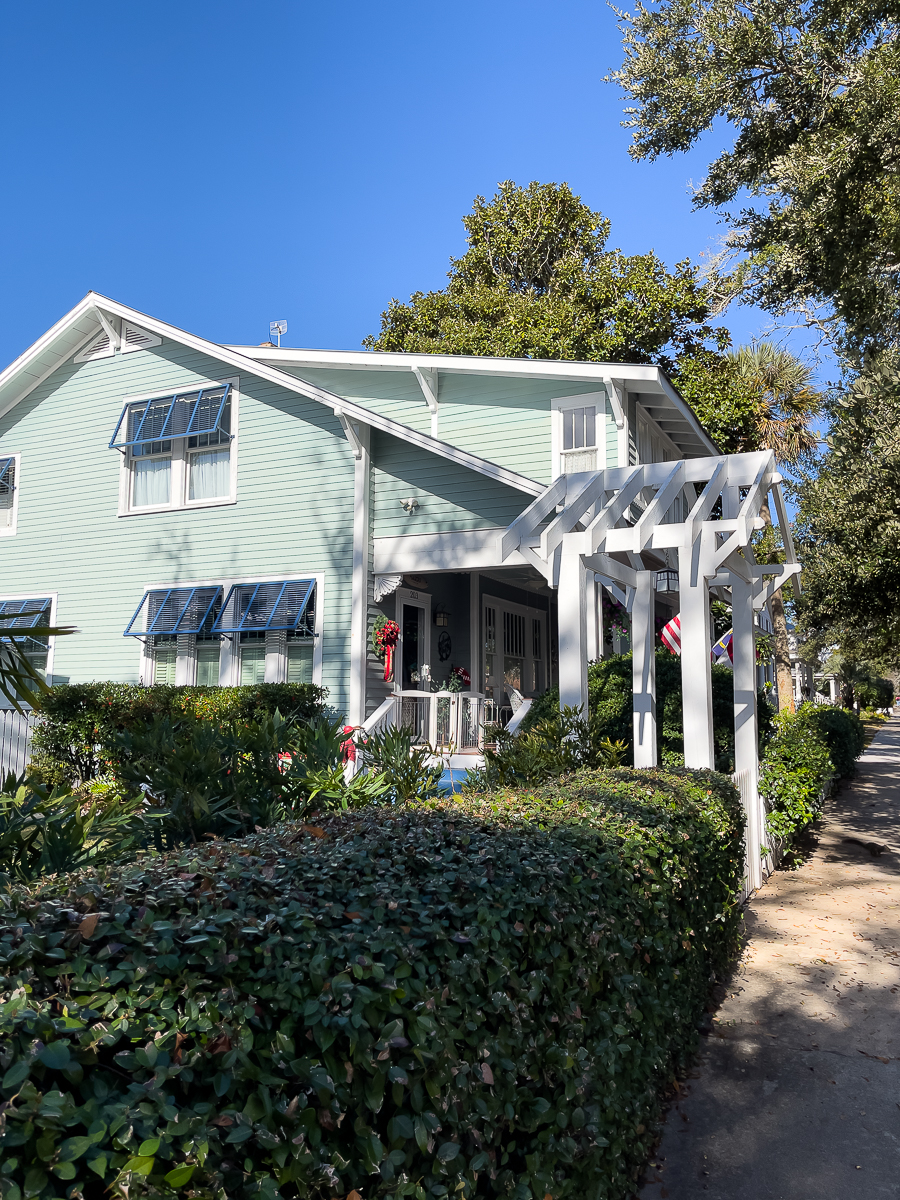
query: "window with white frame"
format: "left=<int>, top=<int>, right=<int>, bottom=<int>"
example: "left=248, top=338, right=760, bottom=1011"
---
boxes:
left=0, top=456, right=16, bottom=533
left=551, top=393, right=606, bottom=476
left=109, top=382, right=237, bottom=514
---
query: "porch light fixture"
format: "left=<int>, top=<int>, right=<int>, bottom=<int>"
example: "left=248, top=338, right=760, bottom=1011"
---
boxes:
left=399, top=497, right=419, bottom=514
left=655, top=569, right=679, bottom=594
left=434, top=606, right=449, bottom=627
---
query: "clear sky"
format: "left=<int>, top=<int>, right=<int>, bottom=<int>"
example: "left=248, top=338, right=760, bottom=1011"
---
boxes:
left=0, top=0, right=778, bottom=368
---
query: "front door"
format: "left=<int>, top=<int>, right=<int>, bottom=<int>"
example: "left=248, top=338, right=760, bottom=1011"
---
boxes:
left=395, top=587, right=432, bottom=690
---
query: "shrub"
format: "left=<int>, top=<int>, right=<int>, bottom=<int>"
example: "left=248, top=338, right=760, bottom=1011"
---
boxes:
left=0, top=769, right=744, bottom=1200
left=465, top=706, right=629, bottom=790
left=522, top=652, right=771, bottom=772
left=0, top=775, right=151, bottom=884
left=796, top=704, right=864, bottom=779
left=29, top=683, right=328, bottom=789
left=113, top=712, right=390, bottom=846
left=759, top=707, right=834, bottom=846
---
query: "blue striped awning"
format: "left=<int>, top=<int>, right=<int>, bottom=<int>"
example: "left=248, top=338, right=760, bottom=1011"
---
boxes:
left=212, top=580, right=315, bottom=634
left=124, top=587, right=223, bottom=637
left=0, top=597, right=51, bottom=640
left=109, top=384, right=232, bottom=450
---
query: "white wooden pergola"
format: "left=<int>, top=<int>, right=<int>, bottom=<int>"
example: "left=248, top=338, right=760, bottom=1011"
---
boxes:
left=502, top=450, right=800, bottom=892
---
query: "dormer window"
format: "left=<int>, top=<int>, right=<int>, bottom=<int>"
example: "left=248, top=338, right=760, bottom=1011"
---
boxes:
left=551, top=393, right=607, bottom=476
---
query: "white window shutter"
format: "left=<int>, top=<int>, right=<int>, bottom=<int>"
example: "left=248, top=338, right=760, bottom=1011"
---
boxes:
left=74, top=330, right=115, bottom=362
left=121, top=322, right=162, bottom=353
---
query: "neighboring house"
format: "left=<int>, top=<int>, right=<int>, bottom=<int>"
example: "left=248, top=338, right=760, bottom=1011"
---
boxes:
left=0, top=293, right=718, bottom=727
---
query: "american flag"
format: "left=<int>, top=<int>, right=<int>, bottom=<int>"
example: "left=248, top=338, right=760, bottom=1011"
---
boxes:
left=661, top=614, right=681, bottom=655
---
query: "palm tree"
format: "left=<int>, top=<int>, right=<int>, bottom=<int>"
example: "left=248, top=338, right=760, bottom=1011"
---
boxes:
left=0, top=613, right=73, bottom=713
left=728, top=343, right=823, bottom=712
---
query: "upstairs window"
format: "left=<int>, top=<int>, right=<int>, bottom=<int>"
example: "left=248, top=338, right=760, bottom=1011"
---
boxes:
left=561, top=405, right=598, bottom=472
left=552, top=393, right=607, bottom=476
left=0, top=456, right=16, bottom=533
left=109, top=382, right=236, bottom=514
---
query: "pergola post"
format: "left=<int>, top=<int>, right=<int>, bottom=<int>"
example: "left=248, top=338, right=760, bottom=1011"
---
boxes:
left=731, top=575, right=763, bottom=891
left=558, top=539, right=589, bottom=712
left=632, top=571, right=657, bottom=767
left=678, top=544, right=715, bottom=770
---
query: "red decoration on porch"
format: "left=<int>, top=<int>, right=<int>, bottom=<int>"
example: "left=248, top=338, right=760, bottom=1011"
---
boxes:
left=451, top=665, right=471, bottom=688
left=373, top=617, right=400, bottom=682
left=341, top=725, right=357, bottom=763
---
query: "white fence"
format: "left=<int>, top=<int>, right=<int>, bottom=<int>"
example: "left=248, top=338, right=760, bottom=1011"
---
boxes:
left=0, top=709, right=37, bottom=781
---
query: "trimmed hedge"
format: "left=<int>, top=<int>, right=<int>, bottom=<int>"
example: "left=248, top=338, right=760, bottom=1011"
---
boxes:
left=759, top=703, right=864, bottom=846
left=29, top=683, right=327, bottom=788
left=0, top=769, right=744, bottom=1200
left=524, top=652, right=772, bottom=772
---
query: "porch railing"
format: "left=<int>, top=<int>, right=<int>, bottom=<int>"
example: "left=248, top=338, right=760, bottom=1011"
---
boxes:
left=360, top=691, right=534, bottom=750
left=361, top=692, right=491, bottom=749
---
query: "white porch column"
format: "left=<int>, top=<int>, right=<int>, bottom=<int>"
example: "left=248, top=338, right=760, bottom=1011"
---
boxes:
left=348, top=425, right=371, bottom=727
left=732, top=576, right=763, bottom=891
left=558, top=538, right=589, bottom=712
left=632, top=571, right=657, bottom=767
left=586, top=574, right=601, bottom=663
left=678, top=543, right=715, bottom=769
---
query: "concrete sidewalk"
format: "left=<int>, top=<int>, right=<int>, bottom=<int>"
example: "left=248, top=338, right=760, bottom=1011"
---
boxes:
left=639, top=718, right=900, bottom=1200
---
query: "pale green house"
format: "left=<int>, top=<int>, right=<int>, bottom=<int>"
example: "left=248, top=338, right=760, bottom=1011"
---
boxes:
left=0, top=293, right=717, bottom=730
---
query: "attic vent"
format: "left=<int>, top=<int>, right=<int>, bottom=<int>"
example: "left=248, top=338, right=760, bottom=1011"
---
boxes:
left=74, top=330, right=114, bottom=363
left=122, top=322, right=162, bottom=353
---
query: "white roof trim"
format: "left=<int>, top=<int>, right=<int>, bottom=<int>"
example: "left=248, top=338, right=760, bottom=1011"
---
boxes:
left=0, top=293, right=545, bottom=498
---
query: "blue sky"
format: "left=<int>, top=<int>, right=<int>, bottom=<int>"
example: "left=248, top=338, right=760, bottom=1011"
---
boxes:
left=0, top=0, right=781, bottom=367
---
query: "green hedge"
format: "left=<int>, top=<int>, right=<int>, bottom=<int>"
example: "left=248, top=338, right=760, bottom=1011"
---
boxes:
left=29, top=683, right=328, bottom=788
left=0, top=769, right=744, bottom=1200
left=759, top=703, right=863, bottom=846
left=524, top=652, right=772, bottom=772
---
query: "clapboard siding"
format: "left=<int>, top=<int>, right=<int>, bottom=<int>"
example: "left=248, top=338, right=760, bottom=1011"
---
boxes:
left=273, top=364, right=601, bottom=482
left=434, top=375, right=587, bottom=483
left=0, top=341, right=357, bottom=709
left=371, top=429, right=529, bottom=537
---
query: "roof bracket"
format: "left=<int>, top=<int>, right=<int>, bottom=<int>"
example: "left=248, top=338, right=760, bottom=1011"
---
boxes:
left=412, top=365, right=439, bottom=415
left=334, top=408, right=363, bottom=459
left=603, top=378, right=626, bottom=430
left=93, top=307, right=121, bottom=351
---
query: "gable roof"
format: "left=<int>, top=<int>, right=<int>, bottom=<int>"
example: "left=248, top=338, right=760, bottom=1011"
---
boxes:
left=230, top=345, right=720, bottom=458
left=0, top=293, right=546, bottom=498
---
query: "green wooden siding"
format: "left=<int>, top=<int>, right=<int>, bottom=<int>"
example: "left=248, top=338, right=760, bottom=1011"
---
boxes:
left=277, top=366, right=433, bottom=434
left=0, top=340, right=358, bottom=709
left=276, top=364, right=604, bottom=484
left=434, top=375, right=590, bottom=484
left=371, top=430, right=530, bottom=538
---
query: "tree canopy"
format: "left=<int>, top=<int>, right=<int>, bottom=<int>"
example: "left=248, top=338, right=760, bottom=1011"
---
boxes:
left=364, top=180, right=730, bottom=373
left=795, top=355, right=900, bottom=663
left=612, top=0, right=900, bottom=360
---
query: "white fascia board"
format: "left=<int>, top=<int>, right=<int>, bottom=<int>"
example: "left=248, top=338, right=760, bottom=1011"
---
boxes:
left=374, top=529, right=535, bottom=574
left=0, top=295, right=106, bottom=422
left=229, top=345, right=670, bottom=385
left=0, top=292, right=544, bottom=499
